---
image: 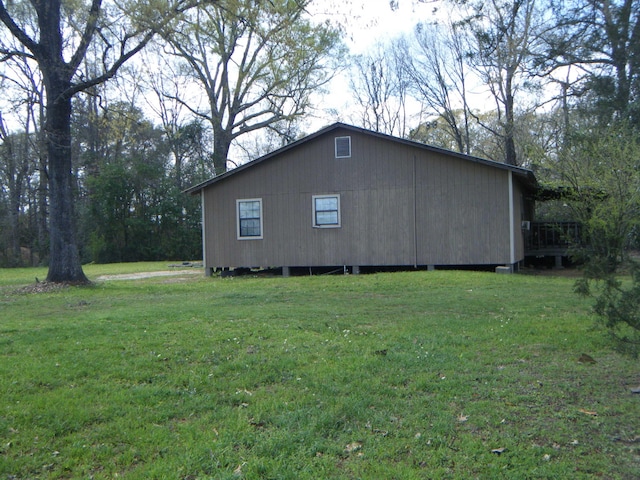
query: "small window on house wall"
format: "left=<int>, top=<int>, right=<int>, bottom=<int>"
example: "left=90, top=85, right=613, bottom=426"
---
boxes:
left=237, top=199, right=263, bottom=239
left=313, top=195, right=340, bottom=228
left=335, top=136, right=351, bottom=158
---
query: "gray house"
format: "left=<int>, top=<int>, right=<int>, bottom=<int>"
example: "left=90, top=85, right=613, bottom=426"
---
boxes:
left=186, top=123, right=538, bottom=275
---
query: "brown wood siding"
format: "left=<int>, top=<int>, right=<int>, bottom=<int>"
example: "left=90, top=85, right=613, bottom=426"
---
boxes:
left=202, top=127, right=527, bottom=269
left=414, top=153, right=511, bottom=265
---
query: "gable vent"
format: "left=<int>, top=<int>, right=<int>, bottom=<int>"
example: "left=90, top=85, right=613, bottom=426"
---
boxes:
left=335, top=136, right=351, bottom=158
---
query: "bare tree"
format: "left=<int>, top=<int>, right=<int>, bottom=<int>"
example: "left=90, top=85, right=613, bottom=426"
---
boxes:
left=403, top=21, right=473, bottom=154
left=349, top=40, right=410, bottom=137
left=0, top=47, right=46, bottom=266
left=0, top=115, right=28, bottom=265
left=543, top=0, right=640, bottom=124
left=456, top=0, right=545, bottom=165
left=160, top=0, right=344, bottom=174
left=134, top=51, right=215, bottom=190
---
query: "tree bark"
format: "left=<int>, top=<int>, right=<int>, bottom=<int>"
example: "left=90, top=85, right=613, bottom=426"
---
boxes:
left=504, top=69, right=518, bottom=166
left=44, top=80, right=88, bottom=283
left=212, top=126, right=231, bottom=175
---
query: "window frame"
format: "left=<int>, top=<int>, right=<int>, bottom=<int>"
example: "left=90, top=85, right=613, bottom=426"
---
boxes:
left=236, top=198, right=263, bottom=240
left=312, top=194, right=341, bottom=228
left=335, top=136, right=351, bottom=158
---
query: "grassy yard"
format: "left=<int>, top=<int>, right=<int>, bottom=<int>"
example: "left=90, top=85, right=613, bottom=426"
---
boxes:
left=0, top=265, right=638, bottom=479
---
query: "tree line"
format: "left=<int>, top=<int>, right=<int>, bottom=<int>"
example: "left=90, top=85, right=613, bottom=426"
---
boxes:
left=350, top=0, right=639, bottom=165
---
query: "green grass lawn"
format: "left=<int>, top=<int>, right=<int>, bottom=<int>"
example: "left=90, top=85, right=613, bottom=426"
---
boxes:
left=0, top=265, right=638, bottom=479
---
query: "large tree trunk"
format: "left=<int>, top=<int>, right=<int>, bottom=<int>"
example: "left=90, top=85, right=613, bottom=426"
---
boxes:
left=212, top=127, right=232, bottom=175
left=44, top=86, right=88, bottom=283
left=504, top=70, right=518, bottom=166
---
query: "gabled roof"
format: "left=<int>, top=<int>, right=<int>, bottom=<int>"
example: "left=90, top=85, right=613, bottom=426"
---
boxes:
left=184, top=122, right=538, bottom=195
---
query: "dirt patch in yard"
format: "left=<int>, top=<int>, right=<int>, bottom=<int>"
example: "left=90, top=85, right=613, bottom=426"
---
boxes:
left=95, top=269, right=202, bottom=281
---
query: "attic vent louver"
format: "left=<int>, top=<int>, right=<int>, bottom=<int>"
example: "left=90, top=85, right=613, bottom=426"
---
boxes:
left=335, top=136, right=351, bottom=158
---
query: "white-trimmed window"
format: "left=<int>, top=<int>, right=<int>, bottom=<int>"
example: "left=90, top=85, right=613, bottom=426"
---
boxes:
left=335, top=136, right=351, bottom=158
left=237, top=199, right=263, bottom=239
left=313, top=194, right=340, bottom=228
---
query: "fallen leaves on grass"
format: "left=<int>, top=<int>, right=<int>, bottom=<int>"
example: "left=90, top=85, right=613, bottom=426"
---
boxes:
left=578, top=408, right=598, bottom=416
left=365, top=421, right=389, bottom=436
left=613, top=435, right=640, bottom=445
left=14, top=281, right=70, bottom=294
left=578, top=353, right=597, bottom=364
left=345, top=441, right=363, bottom=454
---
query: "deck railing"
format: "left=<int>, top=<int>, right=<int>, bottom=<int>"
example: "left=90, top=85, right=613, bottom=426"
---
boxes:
left=524, top=222, right=582, bottom=256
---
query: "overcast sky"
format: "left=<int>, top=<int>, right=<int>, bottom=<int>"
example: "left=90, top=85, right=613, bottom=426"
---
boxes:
left=303, top=1, right=444, bottom=131
left=332, top=0, right=442, bottom=54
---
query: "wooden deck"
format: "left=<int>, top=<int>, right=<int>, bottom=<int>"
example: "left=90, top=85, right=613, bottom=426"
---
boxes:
left=524, top=222, right=582, bottom=257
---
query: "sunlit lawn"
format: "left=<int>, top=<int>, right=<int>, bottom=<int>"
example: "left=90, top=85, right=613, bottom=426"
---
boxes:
left=1, top=265, right=639, bottom=479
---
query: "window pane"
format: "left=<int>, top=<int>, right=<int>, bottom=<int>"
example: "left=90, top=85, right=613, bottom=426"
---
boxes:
left=315, top=197, right=337, bottom=211
left=316, top=211, right=338, bottom=225
left=240, top=218, right=261, bottom=237
left=239, top=201, right=260, bottom=219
